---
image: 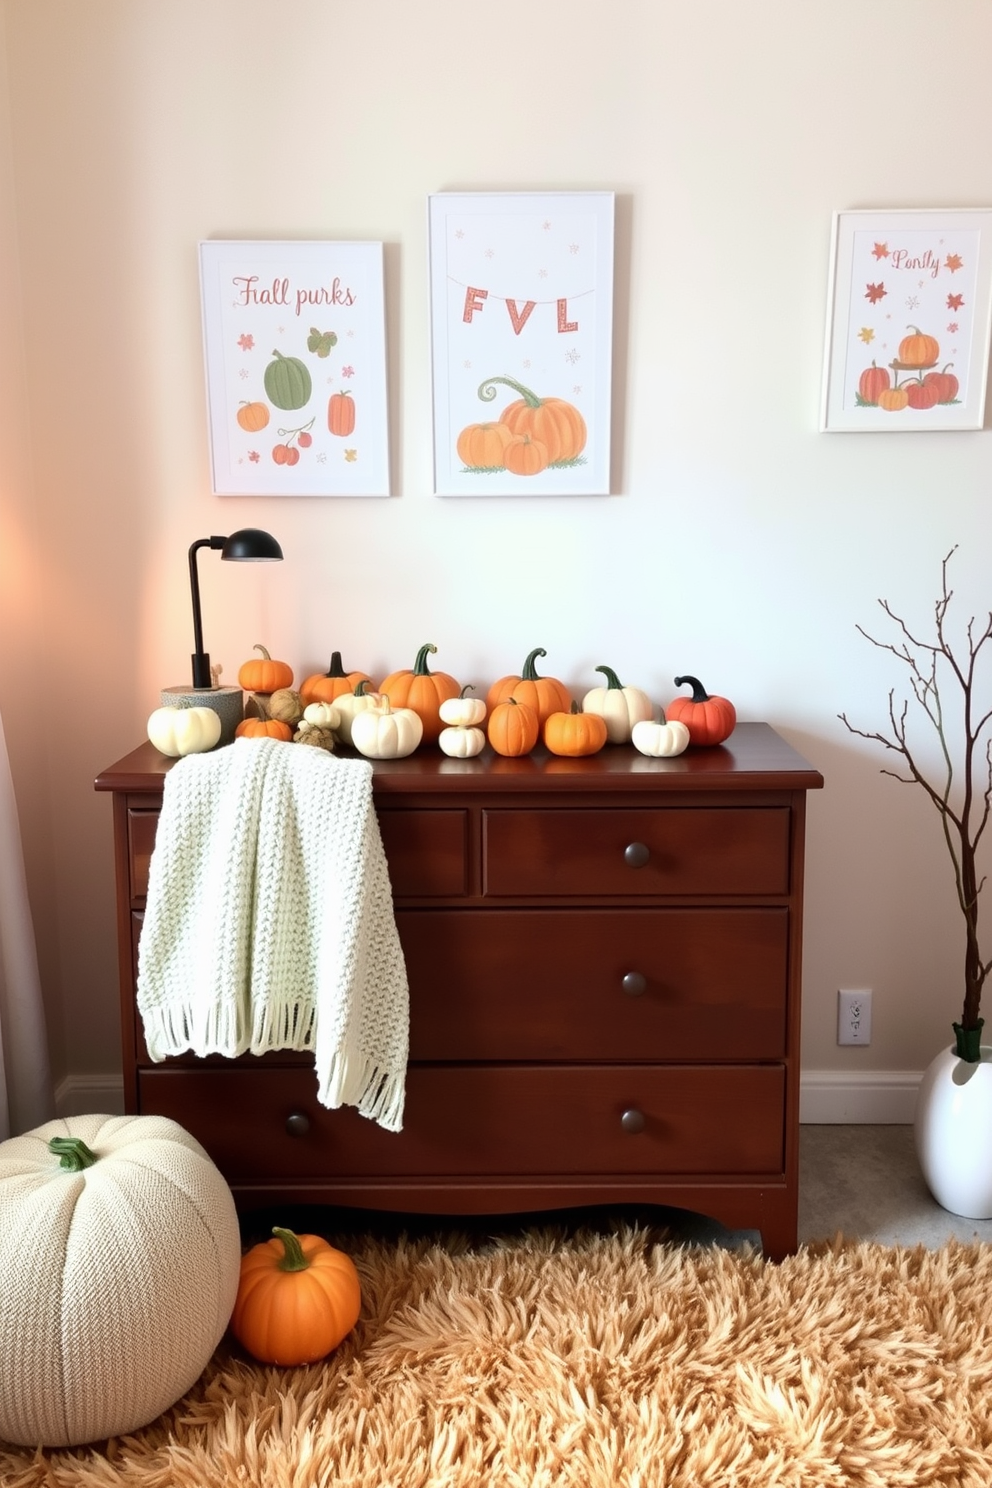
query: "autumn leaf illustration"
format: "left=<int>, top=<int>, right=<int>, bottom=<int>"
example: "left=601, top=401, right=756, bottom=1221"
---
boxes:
left=307, top=328, right=338, bottom=358
left=945, top=253, right=964, bottom=272
left=858, top=327, right=875, bottom=344
left=864, top=282, right=887, bottom=304
left=872, top=242, right=890, bottom=259
left=947, top=293, right=965, bottom=311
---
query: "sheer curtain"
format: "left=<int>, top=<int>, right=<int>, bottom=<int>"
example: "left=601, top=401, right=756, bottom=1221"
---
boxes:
left=0, top=708, right=52, bottom=1140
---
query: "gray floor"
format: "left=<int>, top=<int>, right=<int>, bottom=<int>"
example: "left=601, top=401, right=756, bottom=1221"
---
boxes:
left=799, top=1124, right=992, bottom=1248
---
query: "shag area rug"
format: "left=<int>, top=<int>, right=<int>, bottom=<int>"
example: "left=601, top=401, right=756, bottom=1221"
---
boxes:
left=2, top=1225, right=992, bottom=1487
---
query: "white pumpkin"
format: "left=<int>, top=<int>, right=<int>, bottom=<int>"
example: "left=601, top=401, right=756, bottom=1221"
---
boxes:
left=147, top=704, right=222, bottom=757
left=0, top=1113, right=241, bottom=1447
left=302, top=699, right=341, bottom=730
left=438, top=724, right=486, bottom=758
left=333, top=681, right=379, bottom=746
left=581, top=665, right=655, bottom=744
left=631, top=715, right=691, bottom=758
left=352, top=696, right=423, bottom=759
left=438, top=687, right=487, bottom=728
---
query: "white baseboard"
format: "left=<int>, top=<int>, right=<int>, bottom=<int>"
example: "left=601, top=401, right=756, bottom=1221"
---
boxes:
left=54, top=1073, right=125, bottom=1118
left=800, top=1069, right=921, bottom=1124
left=58, top=1070, right=921, bottom=1127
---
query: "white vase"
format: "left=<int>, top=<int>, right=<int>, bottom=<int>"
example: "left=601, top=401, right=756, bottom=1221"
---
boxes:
left=914, top=1043, right=992, bottom=1219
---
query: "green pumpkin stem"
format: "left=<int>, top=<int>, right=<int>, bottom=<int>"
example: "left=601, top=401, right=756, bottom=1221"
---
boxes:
left=413, top=643, right=439, bottom=676
left=49, top=1136, right=98, bottom=1172
left=272, top=1226, right=312, bottom=1272
left=596, top=665, right=624, bottom=691
left=673, top=674, right=711, bottom=703
left=521, top=647, right=548, bottom=681
left=478, top=375, right=542, bottom=409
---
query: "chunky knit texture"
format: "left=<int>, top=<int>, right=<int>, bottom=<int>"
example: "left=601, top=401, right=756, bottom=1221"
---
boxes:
left=136, top=738, right=409, bottom=1131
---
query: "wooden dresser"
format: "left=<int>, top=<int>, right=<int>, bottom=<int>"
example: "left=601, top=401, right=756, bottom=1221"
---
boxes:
left=96, top=724, right=822, bottom=1259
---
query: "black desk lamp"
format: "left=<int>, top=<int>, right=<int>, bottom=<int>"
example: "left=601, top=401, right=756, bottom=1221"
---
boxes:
left=189, top=528, right=283, bottom=688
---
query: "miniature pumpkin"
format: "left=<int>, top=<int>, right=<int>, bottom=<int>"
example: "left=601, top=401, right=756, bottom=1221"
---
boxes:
left=878, top=386, right=909, bottom=411
left=328, top=391, right=356, bottom=436
left=898, top=325, right=940, bottom=368
left=456, top=421, right=514, bottom=469
left=293, top=721, right=336, bottom=751
left=333, top=679, right=378, bottom=746
left=486, top=648, right=572, bottom=726
left=503, top=433, right=550, bottom=476
left=230, top=1227, right=361, bottom=1367
left=666, top=675, right=737, bottom=746
left=487, top=696, right=540, bottom=757
left=378, top=643, right=461, bottom=745
left=923, top=363, right=959, bottom=403
left=352, top=695, right=424, bottom=759
left=543, top=701, right=608, bottom=757
left=478, top=375, right=587, bottom=462
left=238, top=644, right=294, bottom=693
left=438, top=685, right=487, bottom=728
left=0, top=1114, right=241, bottom=1447
left=300, top=651, right=374, bottom=706
left=147, top=704, right=222, bottom=757
left=264, top=350, right=312, bottom=411
left=267, top=687, right=305, bottom=725
left=236, top=400, right=270, bottom=432
left=905, top=378, right=941, bottom=410
left=302, top=700, right=341, bottom=730
left=235, top=717, right=294, bottom=741
left=581, top=665, right=654, bottom=743
left=439, top=723, right=487, bottom=758
left=631, top=714, right=691, bottom=758
left=857, top=362, right=890, bottom=405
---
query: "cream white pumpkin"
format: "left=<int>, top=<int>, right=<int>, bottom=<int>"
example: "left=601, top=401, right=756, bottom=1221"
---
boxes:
left=438, top=724, right=486, bottom=757
left=581, top=665, right=654, bottom=744
left=352, top=696, right=423, bottom=759
left=0, top=1113, right=241, bottom=1447
left=147, top=704, right=222, bottom=757
left=631, top=715, right=691, bottom=758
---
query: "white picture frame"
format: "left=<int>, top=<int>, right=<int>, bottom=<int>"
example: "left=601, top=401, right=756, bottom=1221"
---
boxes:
left=429, top=191, right=614, bottom=495
left=820, top=208, right=992, bottom=432
left=199, top=240, right=389, bottom=495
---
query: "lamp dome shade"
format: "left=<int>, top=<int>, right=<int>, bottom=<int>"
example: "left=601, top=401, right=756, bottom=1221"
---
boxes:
left=221, top=528, right=283, bottom=561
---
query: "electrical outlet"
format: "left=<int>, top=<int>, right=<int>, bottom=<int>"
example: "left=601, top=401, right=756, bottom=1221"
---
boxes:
left=838, top=988, right=872, bottom=1045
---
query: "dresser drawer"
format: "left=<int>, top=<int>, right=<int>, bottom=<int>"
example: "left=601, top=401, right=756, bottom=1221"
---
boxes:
left=399, top=908, right=788, bottom=1060
left=377, top=808, right=469, bottom=898
left=138, top=1062, right=785, bottom=1180
left=483, top=808, right=790, bottom=897
left=127, top=809, right=159, bottom=903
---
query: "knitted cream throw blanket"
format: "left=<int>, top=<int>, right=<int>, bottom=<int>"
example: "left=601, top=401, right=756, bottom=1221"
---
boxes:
left=136, top=737, right=409, bottom=1131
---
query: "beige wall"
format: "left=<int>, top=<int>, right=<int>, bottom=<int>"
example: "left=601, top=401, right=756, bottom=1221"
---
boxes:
left=2, top=0, right=991, bottom=1106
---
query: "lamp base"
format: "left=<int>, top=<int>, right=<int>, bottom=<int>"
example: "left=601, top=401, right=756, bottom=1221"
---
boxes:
left=160, top=685, right=243, bottom=746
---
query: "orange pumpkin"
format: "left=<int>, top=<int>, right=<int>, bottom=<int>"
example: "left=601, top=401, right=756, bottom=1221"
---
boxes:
left=235, top=717, right=293, bottom=741
left=238, top=644, right=294, bottom=693
left=456, top=421, right=514, bottom=469
left=236, top=400, right=270, bottom=433
left=503, top=433, right=550, bottom=476
left=478, top=376, right=587, bottom=462
left=328, top=391, right=356, bottom=437
left=378, top=643, right=461, bottom=745
left=905, top=379, right=941, bottom=410
left=878, top=386, right=910, bottom=411
left=487, top=697, right=540, bottom=757
left=923, top=363, right=959, bottom=403
left=898, top=326, right=940, bottom=368
left=486, top=648, right=572, bottom=726
left=857, top=362, right=890, bottom=405
left=666, top=675, right=736, bottom=747
left=230, top=1227, right=361, bottom=1366
left=543, top=702, right=608, bottom=757
left=300, top=651, right=373, bottom=706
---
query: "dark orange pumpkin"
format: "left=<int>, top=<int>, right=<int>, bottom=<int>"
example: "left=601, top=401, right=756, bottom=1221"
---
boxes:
left=485, top=648, right=572, bottom=726
left=543, top=702, right=608, bottom=757
left=898, top=326, right=940, bottom=368
left=456, top=421, right=514, bottom=469
left=487, top=697, right=540, bottom=757
left=235, top=717, right=293, bottom=741
left=477, top=376, right=587, bottom=462
left=328, top=391, right=356, bottom=437
left=666, top=675, right=736, bottom=747
left=857, top=362, right=890, bottom=405
left=923, top=363, right=959, bottom=403
left=238, top=644, right=294, bottom=693
left=378, top=643, right=461, bottom=745
left=230, top=1227, right=361, bottom=1366
left=905, top=379, right=941, bottom=410
left=300, top=651, right=373, bottom=706
left=503, top=433, right=550, bottom=476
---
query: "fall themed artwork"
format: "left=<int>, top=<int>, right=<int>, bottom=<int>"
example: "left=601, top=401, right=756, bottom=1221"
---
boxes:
left=429, top=192, right=614, bottom=495
left=199, top=241, right=389, bottom=495
left=821, top=209, right=992, bottom=432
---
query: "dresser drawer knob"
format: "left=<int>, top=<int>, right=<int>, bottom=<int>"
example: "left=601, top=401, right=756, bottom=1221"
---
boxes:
left=623, top=841, right=650, bottom=869
left=620, top=1108, right=646, bottom=1134
left=622, top=971, right=647, bottom=998
left=285, top=1112, right=311, bottom=1137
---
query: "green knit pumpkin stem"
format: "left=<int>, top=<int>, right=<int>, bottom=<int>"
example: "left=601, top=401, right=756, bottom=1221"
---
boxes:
left=49, top=1136, right=98, bottom=1172
left=478, top=375, right=542, bottom=409
left=272, top=1227, right=312, bottom=1272
left=596, top=665, right=624, bottom=691
left=413, top=643, right=438, bottom=676
left=521, top=648, right=548, bottom=681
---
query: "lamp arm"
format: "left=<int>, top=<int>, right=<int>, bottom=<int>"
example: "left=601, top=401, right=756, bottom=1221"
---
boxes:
left=188, top=536, right=226, bottom=689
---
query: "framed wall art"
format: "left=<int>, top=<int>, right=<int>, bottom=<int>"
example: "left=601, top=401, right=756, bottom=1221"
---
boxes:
left=820, top=208, right=992, bottom=432
left=199, top=240, right=389, bottom=495
left=429, top=191, right=614, bottom=495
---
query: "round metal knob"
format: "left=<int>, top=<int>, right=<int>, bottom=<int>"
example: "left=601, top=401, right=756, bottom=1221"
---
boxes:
left=620, top=1108, right=646, bottom=1134
left=285, top=1111, right=310, bottom=1137
left=622, top=971, right=647, bottom=998
left=623, top=841, right=650, bottom=869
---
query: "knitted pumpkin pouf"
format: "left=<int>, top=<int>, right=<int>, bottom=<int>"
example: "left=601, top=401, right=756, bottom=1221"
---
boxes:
left=0, top=1113, right=242, bottom=1448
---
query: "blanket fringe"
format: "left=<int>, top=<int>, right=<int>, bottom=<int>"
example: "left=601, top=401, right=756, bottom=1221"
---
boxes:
left=317, top=1050, right=406, bottom=1132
